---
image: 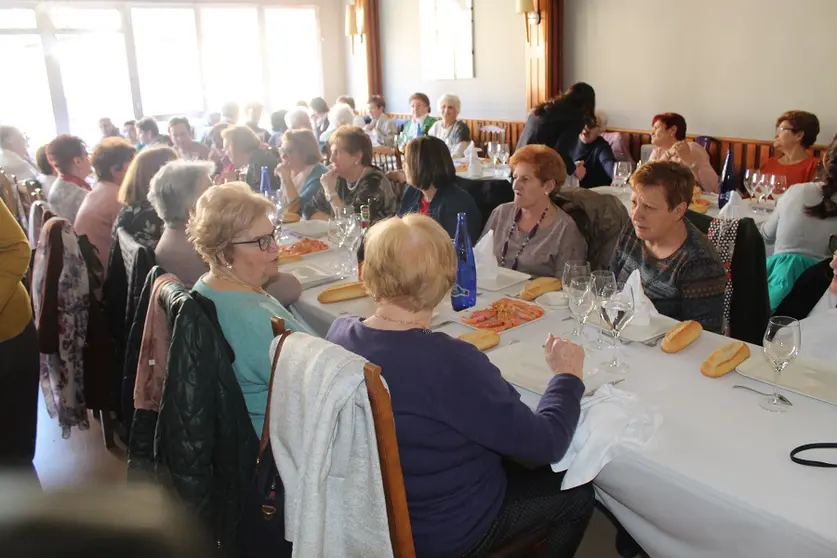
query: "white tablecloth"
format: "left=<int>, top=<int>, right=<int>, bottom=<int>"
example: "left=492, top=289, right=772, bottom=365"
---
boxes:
left=285, top=250, right=837, bottom=558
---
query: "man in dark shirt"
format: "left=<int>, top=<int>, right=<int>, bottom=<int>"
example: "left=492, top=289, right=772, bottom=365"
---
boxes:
left=571, top=112, right=616, bottom=188
left=610, top=160, right=727, bottom=333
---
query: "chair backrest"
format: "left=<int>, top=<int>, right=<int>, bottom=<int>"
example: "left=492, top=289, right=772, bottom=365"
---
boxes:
left=554, top=188, right=631, bottom=271
left=372, top=146, right=402, bottom=172
left=0, top=168, right=28, bottom=233
left=639, top=143, right=655, bottom=164
left=694, top=136, right=721, bottom=170
left=476, top=124, right=507, bottom=151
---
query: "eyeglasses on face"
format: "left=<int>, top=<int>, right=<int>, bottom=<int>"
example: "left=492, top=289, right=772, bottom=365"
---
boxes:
left=231, top=227, right=280, bottom=251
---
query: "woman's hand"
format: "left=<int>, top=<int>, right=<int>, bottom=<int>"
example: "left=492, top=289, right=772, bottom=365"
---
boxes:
left=544, top=334, right=584, bottom=379
left=275, top=161, right=293, bottom=182
left=574, top=161, right=587, bottom=180
left=321, top=165, right=338, bottom=195
left=671, top=141, right=694, bottom=166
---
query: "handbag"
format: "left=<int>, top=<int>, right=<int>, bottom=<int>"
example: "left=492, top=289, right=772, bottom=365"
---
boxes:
left=239, top=317, right=294, bottom=558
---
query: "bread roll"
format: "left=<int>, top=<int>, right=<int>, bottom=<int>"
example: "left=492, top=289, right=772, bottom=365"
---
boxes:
left=520, top=277, right=562, bottom=301
left=661, top=320, right=703, bottom=353
left=458, top=330, right=500, bottom=352
left=317, top=281, right=368, bottom=304
left=700, top=341, right=750, bottom=378
left=688, top=202, right=709, bottom=214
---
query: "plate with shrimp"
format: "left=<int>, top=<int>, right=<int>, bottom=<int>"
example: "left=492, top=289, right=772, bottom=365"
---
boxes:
left=277, top=236, right=331, bottom=258
left=460, top=297, right=547, bottom=333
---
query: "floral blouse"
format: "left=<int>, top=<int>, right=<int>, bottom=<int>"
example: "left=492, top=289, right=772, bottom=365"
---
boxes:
left=112, top=200, right=163, bottom=249
left=305, top=168, right=397, bottom=224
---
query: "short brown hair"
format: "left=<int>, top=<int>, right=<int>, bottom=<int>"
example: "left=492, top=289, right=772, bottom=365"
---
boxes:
left=329, top=126, right=372, bottom=166
left=408, top=93, right=431, bottom=108
left=362, top=214, right=456, bottom=312
left=281, top=129, right=322, bottom=166
left=118, top=146, right=178, bottom=206
left=404, top=136, right=455, bottom=191
left=367, top=95, right=386, bottom=110
left=47, top=135, right=87, bottom=175
left=35, top=145, right=54, bottom=176
left=776, top=110, right=820, bottom=148
left=629, top=160, right=695, bottom=211
left=509, top=144, right=567, bottom=190
left=221, top=125, right=261, bottom=155
left=92, top=137, right=137, bottom=182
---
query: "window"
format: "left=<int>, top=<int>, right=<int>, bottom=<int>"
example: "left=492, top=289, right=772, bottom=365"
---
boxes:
left=0, top=35, right=55, bottom=150
left=50, top=7, right=122, bottom=31
left=0, top=8, right=36, bottom=29
left=265, top=8, right=323, bottom=110
left=200, top=8, right=263, bottom=110
left=419, top=0, right=474, bottom=80
left=132, top=8, right=203, bottom=116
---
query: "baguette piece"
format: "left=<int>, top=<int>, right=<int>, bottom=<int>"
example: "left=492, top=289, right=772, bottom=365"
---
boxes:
left=700, top=341, right=750, bottom=378
left=661, top=320, right=703, bottom=353
left=520, top=277, right=562, bottom=301
left=317, top=281, right=368, bottom=304
left=458, top=329, right=500, bottom=352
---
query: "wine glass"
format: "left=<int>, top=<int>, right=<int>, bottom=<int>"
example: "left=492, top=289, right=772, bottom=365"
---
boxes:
left=591, top=270, right=617, bottom=349
left=499, top=144, right=510, bottom=165
left=743, top=169, right=761, bottom=199
left=562, top=260, right=591, bottom=292
left=613, top=162, right=633, bottom=192
left=771, top=174, right=788, bottom=203
left=760, top=316, right=801, bottom=412
left=566, top=277, right=596, bottom=340
left=757, top=173, right=775, bottom=205
left=599, top=281, right=635, bottom=372
left=487, top=142, right=500, bottom=168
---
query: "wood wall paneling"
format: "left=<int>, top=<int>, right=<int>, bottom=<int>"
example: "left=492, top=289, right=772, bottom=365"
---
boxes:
left=362, top=0, right=383, bottom=96
left=524, top=0, right=563, bottom=111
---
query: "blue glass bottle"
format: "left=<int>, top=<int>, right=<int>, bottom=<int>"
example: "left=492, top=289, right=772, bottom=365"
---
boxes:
left=416, top=121, right=423, bottom=138
left=451, top=212, right=477, bottom=311
left=259, top=166, right=271, bottom=196
left=718, top=149, right=736, bottom=209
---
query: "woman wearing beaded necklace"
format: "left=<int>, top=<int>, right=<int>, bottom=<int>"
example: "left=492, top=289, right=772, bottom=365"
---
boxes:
left=188, top=182, right=307, bottom=434
left=307, top=126, right=397, bottom=224
left=481, top=144, right=587, bottom=278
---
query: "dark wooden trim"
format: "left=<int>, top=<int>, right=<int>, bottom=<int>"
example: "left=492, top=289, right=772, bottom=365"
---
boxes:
left=524, top=0, right=562, bottom=111
left=363, top=0, right=383, bottom=97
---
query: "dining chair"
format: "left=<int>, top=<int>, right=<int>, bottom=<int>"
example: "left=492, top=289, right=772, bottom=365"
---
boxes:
left=372, top=145, right=402, bottom=172
left=478, top=124, right=506, bottom=152
left=0, top=168, right=29, bottom=234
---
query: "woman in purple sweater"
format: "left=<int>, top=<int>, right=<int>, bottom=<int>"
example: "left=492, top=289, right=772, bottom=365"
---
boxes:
left=326, top=214, right=594, bottom=558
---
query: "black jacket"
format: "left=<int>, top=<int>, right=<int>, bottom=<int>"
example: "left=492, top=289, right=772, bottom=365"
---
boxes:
left=570, top=136, right=616, bottom=188
left=774, top=258, right=833, bottom=320
left=516, top=101, right=591, bottom=172
left=128, top=282, right=258, bottom=553
left=398, top=182, right=482, bottom=242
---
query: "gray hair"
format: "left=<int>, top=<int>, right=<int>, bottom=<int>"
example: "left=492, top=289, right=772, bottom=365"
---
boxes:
left=0, top=125, right=21, bottom=149
left=148, top=160, right=214, bottom=225
left=437, top=93, right=461, bottom=114
left=328, top=103, right=356, bottom=128
left=285, top=107, right=311, bottom=130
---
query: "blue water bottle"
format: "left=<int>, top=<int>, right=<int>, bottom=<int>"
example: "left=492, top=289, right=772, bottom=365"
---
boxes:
left=718, top=149, right=736, bottom=209
left=259, top=165, right=272, bottom=196
left=451, top=212, right=477, bottom=311
left=416, top=121, right=423, bottom=138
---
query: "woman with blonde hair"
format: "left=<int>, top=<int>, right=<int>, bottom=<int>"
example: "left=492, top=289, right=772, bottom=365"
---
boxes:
left=275, top=129, right=328, bottom=218
left=326, top=214, right=594, bottom=557
left=189, top=182, right=305, bottom=433
left=112, top=145, right=178, bottom=247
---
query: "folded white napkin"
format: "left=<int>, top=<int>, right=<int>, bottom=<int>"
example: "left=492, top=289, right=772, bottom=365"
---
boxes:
left=717, top=191, right=751, bottom=219
left=624, top=270, right=658, bottom=326
left=463, top=141, right=475, bottom=159
left=552, top=384, right=661, bottom=489
left=474, top=231, right=499, bottom=281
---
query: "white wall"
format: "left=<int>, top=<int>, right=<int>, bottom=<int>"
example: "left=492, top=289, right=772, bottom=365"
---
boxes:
left=563, top=0, right=837, bottom=143
left=379, top=0, right=527, bottom=120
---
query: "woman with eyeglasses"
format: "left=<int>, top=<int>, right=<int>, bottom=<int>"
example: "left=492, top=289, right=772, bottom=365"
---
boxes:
left=189, top=182, right=307, bottom=433
left=760, top=110, right=821, bottom=187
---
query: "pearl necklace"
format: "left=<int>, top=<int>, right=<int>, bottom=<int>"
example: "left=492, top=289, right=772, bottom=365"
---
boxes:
left=346, top=167, right=368, bottom=192
left=370, top=313, right=431, bottom=333
left=208, top=269, right=272, bottom=298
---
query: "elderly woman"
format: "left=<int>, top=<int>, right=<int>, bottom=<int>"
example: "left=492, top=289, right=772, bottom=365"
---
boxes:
left=760, top=136, right=837, bottom=309
left=326, top=214, right=594, bottom=557
left=307, top=126, right=397, bottom=223
left=402, top=92, right=437, bottom=140
left=113, top=145, right=178, bottom=247
left=189, top=182, right=308, bottom=433
left=309, top=97, right=330, bottom=138
left=275, top=129, right=328, bottom=218
left=570, top=110, right=616, bottom=188
left=648, top=113, right=718, bottom=192
left=285, top=107, right=313, bottom=131
left=364, top=95, right=397, bottom=147
left=222, top=125, right=280, bottom=192
left=482, top=145, right=587, bottom=278
left=760, top=110, right=821, bottom=187
left=74, top=138, right=137, bottom=269
left=318, top=103, right=356, bottom=144
left=0, top=125, right=38, bottom=181
left=610, top=161, right=727, bottom=332
left=428, top=93, right=471, bottom=157
left=336, top=95, right=367, bottom=127
left=399, top=136, right=480, bottom=240
left=46, top=134, right=92, bottom=223
left=34, top=144, right=56, bottom=197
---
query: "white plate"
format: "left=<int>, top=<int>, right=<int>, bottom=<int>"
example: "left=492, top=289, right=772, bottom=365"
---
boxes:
left=288, top=265, right=338, bottom=290
left=459, top=297, right=547, bottom=333
left=488, top=342, right=625, bottom=395
left=477, top=267, right=531, bottom=292
left=736, top=354, right=837, bottom=406
left=284, top=220, right=330, bottom=238
left=587, top=312, right=678, bottom=343
left=537, top=291, right=568, bottom=308
left=590, top=186, right=630, bottom=197
left=278, top=232, right=333, bottom=259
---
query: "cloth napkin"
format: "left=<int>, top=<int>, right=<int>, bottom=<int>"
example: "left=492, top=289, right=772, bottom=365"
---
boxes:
left=463, top=141, right=475, bottom=159
left=474, top=231, right=499, bottom=281
left=624, top=270, right=658, bottom=326
left=717, top=191, right=751, bottom=219
left=552, top=384, right=662, bottom=489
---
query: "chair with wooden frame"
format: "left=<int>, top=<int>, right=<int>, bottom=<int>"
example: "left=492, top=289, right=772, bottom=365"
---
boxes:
left=372, top=145, right=402, bottom=172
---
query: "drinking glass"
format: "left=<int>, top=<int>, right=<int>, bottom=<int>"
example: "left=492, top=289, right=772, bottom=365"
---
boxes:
left=757, top=173, right=775, bottom=205
left=771, top=174, right=788, bottom=203
left=760, top=316, right=801, bottom=412
left=566, top=277, right=596, bottom=339
left=499, top=144, right=510, bottom=165
left=591, top=270, right=617, bottom=349
left=613, top=162, right=633, bottom=192
left=562, top=260, right=591, bottom=293
left=743, top=169, right=761, bottom=198
left=487, top=142, right=500, bottom=168
left=599, top=281, right=635, bottom=372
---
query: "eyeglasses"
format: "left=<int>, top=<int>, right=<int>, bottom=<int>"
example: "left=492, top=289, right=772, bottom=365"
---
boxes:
left=776, top=127, right=797, bottom=134
left=231, top=227, right=280, bottom=251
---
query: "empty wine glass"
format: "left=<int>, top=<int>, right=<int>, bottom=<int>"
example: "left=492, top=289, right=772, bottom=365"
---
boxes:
left=771, top=174, right=788, bottom=203
left=613, top=162, right=633, bottom=192
left=487, top=142, right=500, bottom=168
left=591, top=270, right=617, bottom=349
left=760, top=316, right=801, bottom=412
left=562, top=260, right=591, bottom=292
left=599, top=281, right=635, bottom=372
left=743, top=169, right=761, bottom=199
left=757, top=173, right=775, bottom=205
left=566, top=277, right=596, bottom=339
left=499, top=144, right=510, bottom=165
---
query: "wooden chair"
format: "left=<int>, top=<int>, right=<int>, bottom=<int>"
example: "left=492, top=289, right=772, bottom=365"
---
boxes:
left=372, top=145, right=402, bottom=172
left=477, top=124, right=507, bottom=152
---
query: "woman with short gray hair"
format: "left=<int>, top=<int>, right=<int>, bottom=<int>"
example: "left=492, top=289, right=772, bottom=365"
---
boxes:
left=428, top=93, right=471, bottom=157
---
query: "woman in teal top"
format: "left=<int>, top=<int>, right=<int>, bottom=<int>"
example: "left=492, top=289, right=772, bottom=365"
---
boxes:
left=275, top=129, right=329, bottom=219
left=187, top=182, right=309, bottom=434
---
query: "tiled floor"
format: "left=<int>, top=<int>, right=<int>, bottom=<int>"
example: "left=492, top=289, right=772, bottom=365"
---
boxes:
left=32, top=398, right=620, bottom=557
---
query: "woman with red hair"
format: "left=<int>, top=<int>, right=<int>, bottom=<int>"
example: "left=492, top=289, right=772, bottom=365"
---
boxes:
left=760, top=110, right=820, bottom=187
left=648, top=113, right=718, bottom=192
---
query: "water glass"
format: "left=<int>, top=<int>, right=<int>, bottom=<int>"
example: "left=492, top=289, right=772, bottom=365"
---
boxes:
left=771, top=174, right=788, bottom=203
left=562, top=260, right=591, bottom=292
left=488, top=142, right=500, bottom=168
left=760, top=316, right=801, bottom=412
left=613, top=162, right=633, bottom=191
left=591, top=270, right=617, bottom=349
left=499, top=144, right=510, bottom=165
left=599, top=282, right=635, bottom=372
left=566, top=277, right=595, bottom=339
left=757, top=173, right=775, bottom=205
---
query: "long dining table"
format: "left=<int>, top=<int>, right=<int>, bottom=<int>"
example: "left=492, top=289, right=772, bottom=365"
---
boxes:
left=282, top=246, right=837, bottom=558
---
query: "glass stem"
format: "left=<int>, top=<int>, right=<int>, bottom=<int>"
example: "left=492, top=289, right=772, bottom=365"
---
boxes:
left=773, top=363, right=781, bottom=404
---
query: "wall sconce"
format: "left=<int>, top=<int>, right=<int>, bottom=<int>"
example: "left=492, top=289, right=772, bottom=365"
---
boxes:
left=516, top=0, right=541, bottom=43
left=346, top=4, right=358, bottom=53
